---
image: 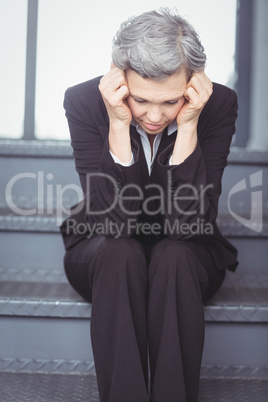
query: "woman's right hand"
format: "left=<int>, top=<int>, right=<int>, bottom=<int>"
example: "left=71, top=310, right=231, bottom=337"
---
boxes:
left=99, top=64, right=133, bottom=163
left=99, top=64, right=132, bottom=127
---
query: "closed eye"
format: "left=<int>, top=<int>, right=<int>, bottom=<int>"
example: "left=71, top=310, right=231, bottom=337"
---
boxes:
left=131, top=95, right=181, bottom=105
left=133, top=98, right=146, bottom=103
left=165, top=98, right=182, bottom=105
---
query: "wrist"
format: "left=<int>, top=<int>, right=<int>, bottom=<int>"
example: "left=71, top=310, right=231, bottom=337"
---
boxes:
left=171, top=124, right=197, bottom=165
left=177, top=120, right=198, bottom=136
left=109, top=124, right=132, bottom=163
left=110, top=119, right=130, bottom=132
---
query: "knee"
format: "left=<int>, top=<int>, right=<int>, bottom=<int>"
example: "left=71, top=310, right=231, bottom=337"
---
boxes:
left=151, top=239, right=198, bottom=267
left=150, top=239, right=207, bottom=284
left=96, top=237, right=145, bottom=259
left=93, top=237, right=147, bottom=278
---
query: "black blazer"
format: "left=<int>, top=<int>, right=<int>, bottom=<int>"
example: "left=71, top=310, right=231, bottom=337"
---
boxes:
left=60, top=75, right=239, bottom=272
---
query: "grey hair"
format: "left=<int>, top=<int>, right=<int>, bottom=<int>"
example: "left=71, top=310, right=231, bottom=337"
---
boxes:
left=112, top=8, right=206, bottom=81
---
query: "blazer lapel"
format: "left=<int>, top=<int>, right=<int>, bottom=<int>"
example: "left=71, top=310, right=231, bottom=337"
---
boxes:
left=150, top=127, right=177, bottom=177
left=130, top=125, right=150, bottom=184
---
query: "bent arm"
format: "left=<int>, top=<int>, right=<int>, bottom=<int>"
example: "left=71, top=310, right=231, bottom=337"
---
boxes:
left=63, top=82, right=142, bottom=238
left=157, top=85, right=238, bottom=239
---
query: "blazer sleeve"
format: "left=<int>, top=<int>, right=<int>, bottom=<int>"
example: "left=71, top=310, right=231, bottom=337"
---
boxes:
left=157, top=84, right=238, bottom=240
left=62, top=81, right=143, bottom=238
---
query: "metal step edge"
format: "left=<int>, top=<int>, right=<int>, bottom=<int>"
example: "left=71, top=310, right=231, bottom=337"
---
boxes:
left=1, top=297, right=268, bottom=322
left=0, top=373, right=267, bottom=402
left=0, top=281, right=267, bottom=322
left=0, top=357, right=268, bottom=379
left=1, top=140, right=267, bottom=165
left=0, top=214, right=267, bottom=237
left=0, top=139, right=72, bottom=158
left=1, top=266, right=268, bottom=289
left=0, top=358, right=95, bottom=375
left=0, top=298, right=91, bottom=319
left=200, top=365, right=268, bottom=379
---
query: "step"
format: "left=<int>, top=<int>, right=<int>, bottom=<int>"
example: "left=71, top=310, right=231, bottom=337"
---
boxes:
left=0, top=371, right=268, bottom=402
left=1, top=247, right=267, bottom=285
left=0, top=275, right=268, bottom=321
left=0, top=277, right=268, bottom=368
left=0, top=372, right=100, bottom=402
left=1, top=357, right=268, bottom=378
left=1, top=218, right=268, bottom=277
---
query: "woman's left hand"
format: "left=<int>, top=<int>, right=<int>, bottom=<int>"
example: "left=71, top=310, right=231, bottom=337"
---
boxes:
left=176, top=71, right=213, bottom=129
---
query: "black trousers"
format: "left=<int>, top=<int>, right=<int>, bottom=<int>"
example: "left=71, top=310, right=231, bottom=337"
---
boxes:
left=64, top=235, right=225, bottom=402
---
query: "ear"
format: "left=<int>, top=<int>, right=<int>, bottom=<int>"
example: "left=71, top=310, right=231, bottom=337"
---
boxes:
left=110, top=61, right=116, bottom=70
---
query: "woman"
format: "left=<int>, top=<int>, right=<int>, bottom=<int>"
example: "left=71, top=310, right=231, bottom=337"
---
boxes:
left=61, top=8, right=239, bottom=402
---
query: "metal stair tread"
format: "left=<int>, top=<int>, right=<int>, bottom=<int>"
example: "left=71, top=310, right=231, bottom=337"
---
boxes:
left=0, top=280, right=268, bottom=322
left=0, top=371, right=268, bottom=402
left=0, top=357, right=267, bottom=379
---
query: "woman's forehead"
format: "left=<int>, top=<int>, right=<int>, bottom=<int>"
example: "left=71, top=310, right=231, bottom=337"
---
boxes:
left=126, top=69, right=187, bottom=101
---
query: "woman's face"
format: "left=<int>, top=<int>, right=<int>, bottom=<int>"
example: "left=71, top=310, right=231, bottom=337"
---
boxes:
left=126, top=69, right=188, bottom=135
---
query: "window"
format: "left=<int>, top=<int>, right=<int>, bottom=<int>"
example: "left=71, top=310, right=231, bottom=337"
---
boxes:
left=0, top=0, right=27, bottom=139
left=1, top=0, right=239, bottom=141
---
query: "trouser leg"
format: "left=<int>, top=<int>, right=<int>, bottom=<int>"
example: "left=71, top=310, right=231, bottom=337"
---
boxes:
left=147, top=238, right=220, bottom=402
left=64, top=236, right=149, bottom=402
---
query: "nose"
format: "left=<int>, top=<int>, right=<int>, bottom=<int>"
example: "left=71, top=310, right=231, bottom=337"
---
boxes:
left=147, top=106, right=162, bottom=123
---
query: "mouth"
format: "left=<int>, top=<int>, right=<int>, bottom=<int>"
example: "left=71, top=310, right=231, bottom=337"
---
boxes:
left=143, top=122, right=164, bottom=131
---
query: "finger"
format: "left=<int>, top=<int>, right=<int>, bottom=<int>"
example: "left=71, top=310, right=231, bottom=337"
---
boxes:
left=184, top=86, right=200, bottom=106
left=199, top=72, right=213, bottom=94
left=115, top=84, right=129, bottom=101
left=187, top=73, right=204, bottom=92
left=100, top=69, right=127, bottom=94
left=104, top=85, right=129, bottom=107
left=189, top=71, right=212, bottom=90
left=187, top=73, right=212, bottom=101
left=201, top=72, right=213, bottom=93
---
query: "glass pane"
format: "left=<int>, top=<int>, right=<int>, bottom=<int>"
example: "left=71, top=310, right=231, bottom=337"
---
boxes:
left=0, top=0, right=27, bottom=139
left=35, top=0, right=237, bottom=140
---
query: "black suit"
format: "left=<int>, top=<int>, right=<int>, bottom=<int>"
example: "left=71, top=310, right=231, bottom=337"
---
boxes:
left=61, top=76, right=238, bottom=402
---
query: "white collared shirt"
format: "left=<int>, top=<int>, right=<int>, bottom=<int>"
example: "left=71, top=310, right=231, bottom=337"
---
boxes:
left=110, top=120, right=177, bottom=175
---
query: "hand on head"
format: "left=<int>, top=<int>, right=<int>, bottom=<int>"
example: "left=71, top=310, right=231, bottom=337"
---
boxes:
left=99, top=64, right=132, bottom=127
left=177, top=71, right=213, bottom=127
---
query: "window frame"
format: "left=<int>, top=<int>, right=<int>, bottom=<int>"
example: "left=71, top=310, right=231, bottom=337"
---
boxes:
left=232, top=0, right=253, bottom=147
left=23, top=0, right=38, bottom=140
